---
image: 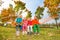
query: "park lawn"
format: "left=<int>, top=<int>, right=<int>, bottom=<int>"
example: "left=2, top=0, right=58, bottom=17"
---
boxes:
left=0, top=26, right=60, bottom=40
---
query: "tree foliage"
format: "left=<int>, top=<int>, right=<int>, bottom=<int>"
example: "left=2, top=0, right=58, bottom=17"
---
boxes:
left=0, top=0, right=4, bottom=6
left=44, top=0, right=60, bottom=29
left=26, top=11, right=32, bottom=18
left=14, top=1, right=25, bottom=12
left=35, top=6, right=44, bottom=19
left=1, top=4, right=16, bottom=22
left=44, top=0, right=60, bottom=17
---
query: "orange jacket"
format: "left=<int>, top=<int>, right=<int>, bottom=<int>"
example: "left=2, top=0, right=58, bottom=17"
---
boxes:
left=32, top=19, right=39, bottom=25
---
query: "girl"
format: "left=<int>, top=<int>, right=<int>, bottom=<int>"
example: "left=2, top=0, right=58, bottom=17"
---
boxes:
left=22, top=17, right=28, bottom=35
left=27, top=18, right=33, bottom=35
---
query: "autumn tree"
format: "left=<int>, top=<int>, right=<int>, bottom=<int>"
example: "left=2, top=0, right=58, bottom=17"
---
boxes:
left=8, top=4, right=17, bottom=21
left=1, top=4, right=16, bottom=23
left=44, top=0, right=60, bottom=29
left=14, top=0, right=26, bottom=15
left=1, top=9, right=9, bottom=22
left=26, top=10, right=32, bottom=19
left=0, top=0, right=4, bottom=6
left=35, top=6, right=44, bottom=19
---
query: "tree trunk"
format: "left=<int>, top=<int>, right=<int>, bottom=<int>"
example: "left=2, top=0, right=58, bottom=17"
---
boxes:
left=55, top=19, right=58, bottom=29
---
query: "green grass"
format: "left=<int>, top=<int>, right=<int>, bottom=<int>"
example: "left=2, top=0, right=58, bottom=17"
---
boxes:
left=0, top=26, right=60, bottom=40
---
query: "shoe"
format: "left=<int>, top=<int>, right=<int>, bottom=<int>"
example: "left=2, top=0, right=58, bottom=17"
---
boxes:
left=22, top=31, right=24, bottom=35
left=25, top=31, right=27, bottom=34
left=37, top=33, right=39, bottom=35
left=27, top=32, right=29, bottom=35
left=34, top=33, right=36, bottom=35
left=16, top=31, right=20, bottom=36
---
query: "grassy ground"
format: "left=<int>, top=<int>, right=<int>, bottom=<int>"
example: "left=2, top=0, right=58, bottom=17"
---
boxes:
left=0, top=26, right=60, bottom=40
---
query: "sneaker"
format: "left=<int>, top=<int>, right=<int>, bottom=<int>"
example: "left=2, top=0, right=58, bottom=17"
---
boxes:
left=34, top=33, right=36, bottom=35
left=16, top=31, right=20, bottom=36
left=25, top=31, right=27, bottom=34
left=22, top=31, right=24, bottom=35
left=37, top=33, right=39, bottom=35
left=27, top=32, right=29, bottom=35
left=29, top=32, right=32, bottom=35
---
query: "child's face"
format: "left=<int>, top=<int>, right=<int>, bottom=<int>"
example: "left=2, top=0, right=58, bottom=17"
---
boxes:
left=18, top=15, right=22, bottom=18
left=28, top=18, right=31, bottom=20
left=20, top=15, right=22, bottom=18
left=24, top=17, right=27, bottom=20
left=34, top=16, right=37, bottom=19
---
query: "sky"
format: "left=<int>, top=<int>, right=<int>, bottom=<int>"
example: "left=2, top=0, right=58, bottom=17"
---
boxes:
left=0, top=0, right=60, bottom=24
left=20, top=0, right=44, bottom=16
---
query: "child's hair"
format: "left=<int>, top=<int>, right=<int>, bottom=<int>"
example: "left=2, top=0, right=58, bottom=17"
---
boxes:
left=34, top=16, right=39, bottom=20
left=34, top=16, right=37, bottom=19
left=18, top=15, right=22, bottom=18
left=28, top=17, right=32, bottom=21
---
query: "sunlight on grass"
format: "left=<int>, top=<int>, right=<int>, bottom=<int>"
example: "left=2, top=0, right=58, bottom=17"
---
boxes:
left=0, top=26, right=60, bottom=40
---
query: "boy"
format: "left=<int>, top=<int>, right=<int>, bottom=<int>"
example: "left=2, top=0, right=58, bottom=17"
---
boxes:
left=15, top=15, right=22, bottom=36
left=32, top=16, right=40, bottom=35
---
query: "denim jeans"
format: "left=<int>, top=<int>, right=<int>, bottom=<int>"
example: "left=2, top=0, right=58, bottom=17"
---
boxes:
left=16, top=24, right=22, bottom=31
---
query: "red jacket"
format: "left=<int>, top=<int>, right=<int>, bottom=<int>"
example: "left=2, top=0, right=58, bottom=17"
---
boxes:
left=28, top=20, right=32, bottom=25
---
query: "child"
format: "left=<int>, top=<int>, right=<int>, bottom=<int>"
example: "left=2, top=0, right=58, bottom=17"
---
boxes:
left=22, top=17, right=28, bottom=35
left=27, top=18, right=33, bottom=35
left=32, top=16, right=40, bottom=35
left=15, top=15, right=22, bottom=36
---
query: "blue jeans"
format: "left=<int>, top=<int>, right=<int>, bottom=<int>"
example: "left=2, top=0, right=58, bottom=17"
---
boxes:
left=16, top=24, right=22, bottom=31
